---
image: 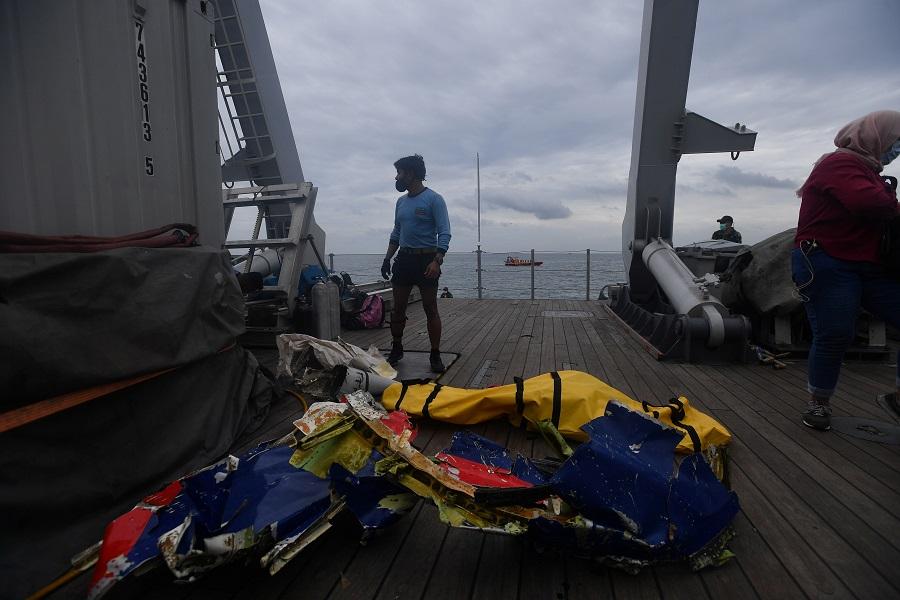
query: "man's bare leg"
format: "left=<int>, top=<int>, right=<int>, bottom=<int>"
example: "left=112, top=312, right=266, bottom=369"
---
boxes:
left=420, top=285, right=442, bottom=350
left=388, top=284, right=413, bottom=365
left=420, top=285, right=445, bottom=372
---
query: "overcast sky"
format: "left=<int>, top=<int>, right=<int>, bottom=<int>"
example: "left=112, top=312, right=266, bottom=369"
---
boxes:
left=229, top=0, right=900, bottom=254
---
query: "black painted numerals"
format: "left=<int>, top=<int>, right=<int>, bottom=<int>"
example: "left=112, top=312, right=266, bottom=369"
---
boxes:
left=135, top=19, right=154, bottom=175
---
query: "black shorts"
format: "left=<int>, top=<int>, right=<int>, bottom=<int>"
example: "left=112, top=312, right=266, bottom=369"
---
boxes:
left=392, top=252, right=440, bottom=288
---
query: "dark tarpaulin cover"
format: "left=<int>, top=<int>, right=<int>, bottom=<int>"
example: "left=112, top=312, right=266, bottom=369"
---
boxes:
left=737, top=228, right=800, bottom=316
left=0, top=246, right=245, bottom=407
left=710, top=229, right=797, bottom=315
left=0, top=345, right=277, bottom=600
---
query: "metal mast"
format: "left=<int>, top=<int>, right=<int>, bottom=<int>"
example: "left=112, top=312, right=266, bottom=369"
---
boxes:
left=213, top=0, right=327, bottom=329
left=476, top=152, right=482, bottom=299
left=621, top=0, right=756, bottom=304
left=213, top=0, right=325, bottom=246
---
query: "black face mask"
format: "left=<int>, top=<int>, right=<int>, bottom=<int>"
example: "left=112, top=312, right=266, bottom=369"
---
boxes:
left=395, top=179, right=408, bottom=192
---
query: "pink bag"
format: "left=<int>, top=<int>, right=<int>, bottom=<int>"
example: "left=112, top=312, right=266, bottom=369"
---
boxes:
left=349, top=295, right=385, bottom=329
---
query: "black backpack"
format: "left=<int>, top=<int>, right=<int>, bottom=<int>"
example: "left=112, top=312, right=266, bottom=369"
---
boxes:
left=879, top=176, right=899, bottom=276
left=880, top=215, right=900, bottom=276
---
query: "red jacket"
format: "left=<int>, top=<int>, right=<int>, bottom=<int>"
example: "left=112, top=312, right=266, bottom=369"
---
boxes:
left=795, top=152, right=898, bottom=263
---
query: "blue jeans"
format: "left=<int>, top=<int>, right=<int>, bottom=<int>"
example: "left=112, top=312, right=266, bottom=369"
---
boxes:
left=791, top=248, right=900, bottom=399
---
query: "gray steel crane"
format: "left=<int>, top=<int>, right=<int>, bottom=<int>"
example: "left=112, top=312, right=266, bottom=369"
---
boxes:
left=213, top=0, right=331, bottom=332
left=609, top=0, right=758, bottom=362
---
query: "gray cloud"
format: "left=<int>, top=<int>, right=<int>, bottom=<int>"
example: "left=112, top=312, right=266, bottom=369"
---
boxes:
left=243, top=0, right=900, bottom=253
left=489, top=195, right=573, bottom=220
left=677, top=181, right=735, bottom=197
left=714, top=166, right=798, bottom=189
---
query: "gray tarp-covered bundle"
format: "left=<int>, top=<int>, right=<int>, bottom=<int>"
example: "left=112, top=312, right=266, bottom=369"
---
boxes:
left=720, top=228, right=800, bottom=316
left=0, top=246, right=245, bottom=407
left=0, top=246, right=279, bottom=599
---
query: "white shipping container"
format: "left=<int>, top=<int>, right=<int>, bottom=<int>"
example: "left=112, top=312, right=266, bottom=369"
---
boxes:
left=0, top=0, right=224, bottom=247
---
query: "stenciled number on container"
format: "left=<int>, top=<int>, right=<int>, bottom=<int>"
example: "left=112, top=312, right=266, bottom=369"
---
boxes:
left=135, top=19, right=154, bottom=176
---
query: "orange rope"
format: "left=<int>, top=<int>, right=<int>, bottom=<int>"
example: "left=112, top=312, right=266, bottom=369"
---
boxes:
left=1, top=343, right=238, bottom=433
left=0, top=367, right=177, bottom=434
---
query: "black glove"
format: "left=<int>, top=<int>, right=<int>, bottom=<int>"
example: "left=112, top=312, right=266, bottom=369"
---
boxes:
left=381, top=258, right=392, bottom=280
left=884, top=176, right=898, bottom=192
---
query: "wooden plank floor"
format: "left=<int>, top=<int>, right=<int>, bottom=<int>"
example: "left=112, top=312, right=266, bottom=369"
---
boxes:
left=136, top=298, right=900, bottom=600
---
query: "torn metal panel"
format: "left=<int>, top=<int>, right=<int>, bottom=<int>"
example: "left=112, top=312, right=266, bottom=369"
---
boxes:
left=552, top=403, right=684, bottom=546
left=290, top=425, right=375, bottom=478
left=472, top=484, right=555, bottom=507
left=344, top=388, right=390, bottom=421
left=334, top=397, right=532, bottom=531
left=197, top=446, right=335, bottom=555
left=88, top=444, right=339, bottom=599
left=88, top=481, right=185, bottom=599
left=433, top=430, right=548, bottom=489
left=526, top=516, right=655, bottom=573
left=289, top=392, right=419, bottom=531
left=375, top=453, right=522, bottom=531
left=667, top=453, right=740, bottom=558
left=548, top=401, right=739, bottom=564
left=261, top=499, right=348, bottom=575
left=378, top=410, right=418, bottom=439
left=329, top=462, right=417, bottom=531
left=290, top=393, right=418, bottom=477
left=293, top=401, right=351, bottom=436
left=290, top=394, right=508, bottom=530
left=158, top=514, right=217, bottom=580
left=291, top=393, right=739, bottom=566
left=434, top=453, right=536, bottom=489
left=152, top=446, right=336, bottom=581
left=88, top=390, right=740, bottom=596
left=439, top=431, right=543, bottom=481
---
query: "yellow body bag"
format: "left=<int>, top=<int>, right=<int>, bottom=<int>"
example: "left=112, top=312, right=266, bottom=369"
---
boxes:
left=381, top=370, right=731, bottom=454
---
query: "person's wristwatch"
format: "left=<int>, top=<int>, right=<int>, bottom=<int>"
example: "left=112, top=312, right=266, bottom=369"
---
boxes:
left=433, top=253, right=444, bottom=265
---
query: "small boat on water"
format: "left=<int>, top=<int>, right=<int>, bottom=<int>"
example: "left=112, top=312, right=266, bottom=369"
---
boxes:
left=505, top=255, right=543, bottom=267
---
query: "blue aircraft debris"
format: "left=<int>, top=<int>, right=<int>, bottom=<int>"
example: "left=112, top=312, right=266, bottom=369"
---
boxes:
left=86, top=393, right=738, bottom=597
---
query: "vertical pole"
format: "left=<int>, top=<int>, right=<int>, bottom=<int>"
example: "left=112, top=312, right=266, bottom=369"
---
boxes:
left=328, top=252, right=334, bottom=272
left=477, top=153, right=481, bottom=248
left=586, top=249, right=591, bottom=300
left=476, top=249, right=482, bottom=299
left=530, top=249, right=535, bottom=300
left=476, top=153, right=483, bottom=299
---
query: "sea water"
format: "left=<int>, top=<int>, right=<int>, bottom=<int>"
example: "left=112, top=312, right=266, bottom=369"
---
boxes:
left=331, top=251, right=626, bottom=300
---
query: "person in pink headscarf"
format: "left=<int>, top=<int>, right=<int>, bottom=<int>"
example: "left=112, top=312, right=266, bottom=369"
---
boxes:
left=792, top=110, right=900, bottom=431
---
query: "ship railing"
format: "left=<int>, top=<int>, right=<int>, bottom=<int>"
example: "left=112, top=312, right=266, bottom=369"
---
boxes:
left=331, top=249, right=622, bottom=301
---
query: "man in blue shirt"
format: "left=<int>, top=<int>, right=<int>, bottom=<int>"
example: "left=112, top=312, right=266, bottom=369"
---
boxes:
left=381, top=154, right=451, bottom=372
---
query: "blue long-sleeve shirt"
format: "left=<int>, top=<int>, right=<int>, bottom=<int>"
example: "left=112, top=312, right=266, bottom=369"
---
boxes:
left=389, top=188, right=451, bottom=252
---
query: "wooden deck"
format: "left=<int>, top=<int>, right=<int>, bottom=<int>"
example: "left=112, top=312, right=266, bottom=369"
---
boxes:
left=137, top=298, right=899, bottom=600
